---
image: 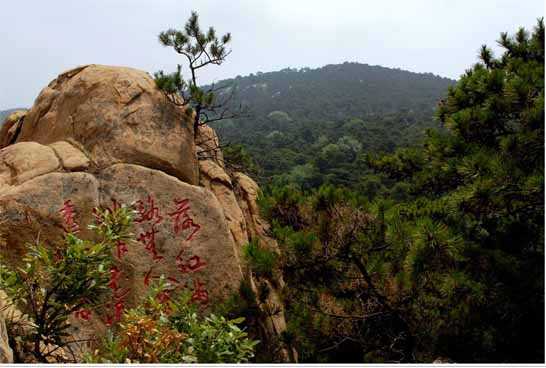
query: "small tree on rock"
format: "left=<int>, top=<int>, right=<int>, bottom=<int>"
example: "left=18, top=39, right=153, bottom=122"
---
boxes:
left=155, top=11, right=241, bottom=139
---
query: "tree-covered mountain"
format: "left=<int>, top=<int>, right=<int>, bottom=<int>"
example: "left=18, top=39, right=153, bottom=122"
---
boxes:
left=212, top=62, right=454, bottom=189
left=219, top=61, right=454, bottom=122
left=252, top=20, right=544, bottom=363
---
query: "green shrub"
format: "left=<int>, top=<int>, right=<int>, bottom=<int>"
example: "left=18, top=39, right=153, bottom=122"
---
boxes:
left=86, top=278, right=258, bottom=363
left=0, top=203, right=135, bottom=362
left=223, top=143, right=260, bottom=176
left=242, top=240, right=278, bottom=278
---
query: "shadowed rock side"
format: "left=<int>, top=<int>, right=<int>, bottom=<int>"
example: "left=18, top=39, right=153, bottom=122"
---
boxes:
left=0, top=110, right=26, bottom=148
left=197, top=127, right=297, bottom=362
left=0, top=65, right=294, bottom=362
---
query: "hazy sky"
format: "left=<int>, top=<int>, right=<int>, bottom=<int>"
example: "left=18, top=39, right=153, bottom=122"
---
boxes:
left=0, top=0, right=543, bottom=108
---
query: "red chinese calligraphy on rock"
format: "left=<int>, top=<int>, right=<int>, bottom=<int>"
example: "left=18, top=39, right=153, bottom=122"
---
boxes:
left=168, top=199, right=201, bottom=241
left=144, top=268, right=153, bottom=287
left=59, top=200, right=79, bottom=233
left=105, top=301, right=125, bottom=327
left=137, top=225, right=164, bottom=262
left=176, top=253, right=207, bottom=274
left=191, top=279, right=209, bottom=305
left=108, top=266, right=122, bottom=290
left=114, top=301, right=124, bottom=321
left=116, top=240, right=128, bottom=259
left=135, top=195, right=163, bottom=225
left=143, top=267, right=163, bottom=287
left=74, top=308, right=92, bottom=321
left=105, top=266, right=128, bottom=326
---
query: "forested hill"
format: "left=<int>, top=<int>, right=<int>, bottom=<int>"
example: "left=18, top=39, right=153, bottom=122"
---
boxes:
left=220, top=62, right=454, bottom=122
left=212, top=62, right=455, bottom=188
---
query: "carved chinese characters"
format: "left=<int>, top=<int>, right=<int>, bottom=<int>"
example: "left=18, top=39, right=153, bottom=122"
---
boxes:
left=137, top=195, right=209, bottom=305
left=67, top=194, right=211, bottom=325
left=97, top=164, right=243, bottom=316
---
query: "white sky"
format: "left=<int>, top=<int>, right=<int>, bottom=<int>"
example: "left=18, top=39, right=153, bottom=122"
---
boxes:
left=0, top=0, right=543, bottom=108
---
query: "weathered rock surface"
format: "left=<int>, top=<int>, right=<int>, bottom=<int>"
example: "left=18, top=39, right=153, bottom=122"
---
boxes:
left=196, top=124, right=224, bottom=165
left=16, top=65, right=198, bottom=185
left=199, top=158, right=248, bottom=264
left=0, top=110, right=26, bottom=149
left=198, top=128, right=295, bottom=361
left=0, top=142, right=60, bottom=190
left=0, top=315, right=13, bottom=363
left=49, top=141, right=90, bottom=171
left=0, top=161, right=242, bottom=307
left=233, top=172, right=279, bottom=252
left=0, top=171, right=100, bottom=265
left=0, top=65, right=294, bottom=362
left=98, top=163, right=243, bottom=304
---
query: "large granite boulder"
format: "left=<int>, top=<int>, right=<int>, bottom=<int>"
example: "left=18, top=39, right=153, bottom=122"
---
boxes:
left=0, top=158, right=242, bottom=314
left=0, top=65, right=294, bottom=362
left=15, top=65, right=198, bottom=185
left=97, top=163, right=242, bottom=305
left=0, top=142, right=60, bottom=190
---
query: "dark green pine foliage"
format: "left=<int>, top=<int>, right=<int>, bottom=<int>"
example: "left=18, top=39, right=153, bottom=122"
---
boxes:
left=259, top=20, right=544, bottom=363
left=154, top=11, right=233, bottom=135
left=211, top=63, right=454, bottom=188
left=370, top=19, right=545, bottom=362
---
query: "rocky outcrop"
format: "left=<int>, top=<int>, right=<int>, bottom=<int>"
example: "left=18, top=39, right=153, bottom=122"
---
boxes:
left=198, top=127, right=295, bottom=361
left=196, top=124, right=224, bottom=164
left=0, top=110, right=26, bottom=148
left=49, top=141, right=90, bottom=171
left=0, top=147, right=243, bottom=324
left=16, top=65, right=198, bottom=185
left=0, top=316, right=13, bottom=363
left=0, top=65, right=293, bottom=362
left=0, top=142, right=60, bottom=190
left=98, top=163, right=243, bottom=304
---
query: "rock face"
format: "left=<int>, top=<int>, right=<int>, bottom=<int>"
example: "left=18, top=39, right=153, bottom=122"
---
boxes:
left=0, top=142, right=60, bottom=190
left=0, top=110, right=26, bottom=148
left=0, top=65, right=293, bottom=362
left=16, top=65, right=198, bottom=185
left=198, top=128, right=296, bottom=362
left=49, top=141, right=90, bottom=171
left=98, top=163, right=242, bottom=305
left=0, top=315, right=13, bottom=363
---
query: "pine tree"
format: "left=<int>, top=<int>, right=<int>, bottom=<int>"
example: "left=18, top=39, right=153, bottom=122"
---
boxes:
left=372, top=18, right=544, bottom=362
left=155, top=11, right=241, bottom=137
left=263, top=19, right=544, bottom=363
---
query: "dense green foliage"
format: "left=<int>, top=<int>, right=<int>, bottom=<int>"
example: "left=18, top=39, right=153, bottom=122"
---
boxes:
left=242, top=240, right=278, bottom=278
left=214, top=62, right=454, bottom=186
left=254, top=20, right=544, bottom=363
left=87, top=278, right=258, bottom=363
left=0, top=205, right=135, bottom=362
